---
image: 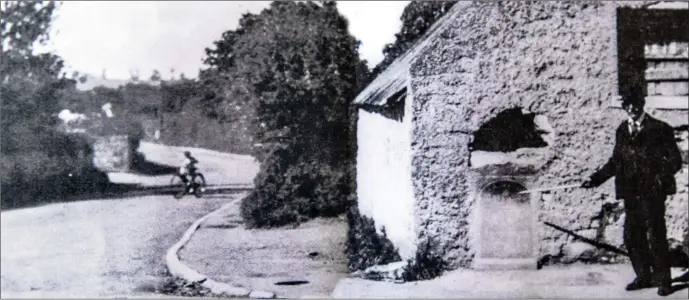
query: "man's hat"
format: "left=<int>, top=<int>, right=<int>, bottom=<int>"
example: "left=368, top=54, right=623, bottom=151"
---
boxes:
left=621, top=85, right=646, bottom=107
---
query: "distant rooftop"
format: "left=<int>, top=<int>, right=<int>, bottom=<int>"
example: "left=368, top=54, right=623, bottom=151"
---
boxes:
left=75, top=74, right=161, bottom=91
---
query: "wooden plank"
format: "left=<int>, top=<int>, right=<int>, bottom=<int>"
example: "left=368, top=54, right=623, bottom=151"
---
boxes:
left=645, top=64, right=689, bottom=81
left=610, top=95, right=689, bottom=109
left=647, top=1, right=689, bottom=10
left=644, top=42, right=689, bottom=59
left=647, top=96, right=689, bottom=109
left=674, top=82, right=689, bottom=95
left=648, top=81, right=689, bottom=96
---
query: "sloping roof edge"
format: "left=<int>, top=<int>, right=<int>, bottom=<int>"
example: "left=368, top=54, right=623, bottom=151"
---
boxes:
left=352, top=2, right=469, bottom=106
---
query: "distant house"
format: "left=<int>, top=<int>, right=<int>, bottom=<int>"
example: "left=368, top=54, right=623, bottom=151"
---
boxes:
left=75, top=74, right=161, bottom=92
left=352, top=1, right=688, bottom=270
left=75, top=74, right=129, bottom=91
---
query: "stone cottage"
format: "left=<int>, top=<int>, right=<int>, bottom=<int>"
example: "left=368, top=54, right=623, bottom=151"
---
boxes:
left=353, top=1, right=688, bottom=271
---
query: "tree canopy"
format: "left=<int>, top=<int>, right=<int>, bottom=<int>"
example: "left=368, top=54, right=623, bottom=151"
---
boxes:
left=1, top=1, right=113, bottom=209
left=203, top=1, right=366, bottom=227
left=371, top=1, right=457, bottom=77
left=1, top=0, right=69, bottom=153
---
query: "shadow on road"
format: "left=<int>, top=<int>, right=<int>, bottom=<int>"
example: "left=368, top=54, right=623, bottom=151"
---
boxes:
left=199, top=194, right=239, bottom=199
left=64, top=184, right=252, bottom=202
left=130, top=152, right=179, bottom=176
left=1, top=181, right=252, bottom=212
left=670, top=283, right=688, bottom=295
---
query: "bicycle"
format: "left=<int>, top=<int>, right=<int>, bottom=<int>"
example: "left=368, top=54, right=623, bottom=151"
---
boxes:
left=169, top=169, right=207, bottom=199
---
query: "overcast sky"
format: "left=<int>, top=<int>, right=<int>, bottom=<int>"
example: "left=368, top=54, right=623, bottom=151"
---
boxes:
left=38, top=1, right=409, bottom=80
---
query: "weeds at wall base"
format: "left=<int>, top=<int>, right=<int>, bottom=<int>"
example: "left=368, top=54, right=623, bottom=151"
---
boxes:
left=345, top=206, right=402, bottom=272
left=401, top=238, right=448, bottom=282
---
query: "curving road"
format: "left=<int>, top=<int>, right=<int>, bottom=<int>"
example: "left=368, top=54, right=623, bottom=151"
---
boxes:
left=1, top=193, right=242, bottom=298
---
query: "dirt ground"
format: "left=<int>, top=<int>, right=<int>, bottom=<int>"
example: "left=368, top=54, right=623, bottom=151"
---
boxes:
left=1, top=194, right=238, bottom=298
left=178, top=199, right=349, bottom=299
left=1, top=142, right=257, bottom=298
left=332, top=264, right=689, bottom=299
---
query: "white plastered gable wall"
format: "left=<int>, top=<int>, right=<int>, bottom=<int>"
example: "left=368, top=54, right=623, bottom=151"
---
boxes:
left=353, top=3, right=468, bottom=262
left=355, top=73, right=417, bottom=260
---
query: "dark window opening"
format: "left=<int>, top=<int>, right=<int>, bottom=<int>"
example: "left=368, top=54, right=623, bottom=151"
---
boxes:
left=471, top=108, right=549, bottom=152
left=617, top=8, right=689, bottom=102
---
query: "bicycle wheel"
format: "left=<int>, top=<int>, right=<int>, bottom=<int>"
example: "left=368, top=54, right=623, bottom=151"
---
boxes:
left=170, top=174, right=184, bottom=186
left=171, top=175, right=187, bottom=199
left=174, top=186, right=187, bottom=199
left=192, top=174, right=207, bottom=198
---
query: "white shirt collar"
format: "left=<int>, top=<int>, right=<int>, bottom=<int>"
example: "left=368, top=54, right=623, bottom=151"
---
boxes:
left=628, top=112, right=646, bottom=135
left=628, top=111, right=646, bottom=127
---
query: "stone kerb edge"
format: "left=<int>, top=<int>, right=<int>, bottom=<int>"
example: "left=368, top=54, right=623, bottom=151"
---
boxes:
left=164, top=199, right=276, bottom=299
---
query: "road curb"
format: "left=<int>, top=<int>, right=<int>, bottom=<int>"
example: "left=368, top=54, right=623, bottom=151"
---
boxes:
left=164, top=197, right=277, bottom=299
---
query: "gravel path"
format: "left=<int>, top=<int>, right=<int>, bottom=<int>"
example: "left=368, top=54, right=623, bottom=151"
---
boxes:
left=333, top=264, right=689, bottom=299
left=179, top=200, right=349, bottom=299
left=1, top=193, right=241, bottom=298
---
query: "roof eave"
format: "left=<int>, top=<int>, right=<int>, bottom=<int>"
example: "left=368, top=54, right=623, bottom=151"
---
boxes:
left=352, top=2, right=466, bottom=107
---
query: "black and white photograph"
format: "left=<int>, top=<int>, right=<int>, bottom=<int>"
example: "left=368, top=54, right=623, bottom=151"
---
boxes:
left=1, top=1, right=688, bottom=298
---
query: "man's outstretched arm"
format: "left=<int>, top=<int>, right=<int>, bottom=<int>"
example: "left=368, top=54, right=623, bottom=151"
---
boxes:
left=582, top=126, right=622, bottom=188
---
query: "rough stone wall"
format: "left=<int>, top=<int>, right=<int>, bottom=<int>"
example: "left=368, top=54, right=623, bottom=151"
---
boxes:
left=92, top=135, right=131, bottom=172
left=408, top=1, right=688, bottom=268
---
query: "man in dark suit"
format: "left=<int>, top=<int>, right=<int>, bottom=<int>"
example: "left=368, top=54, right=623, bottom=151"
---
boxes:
left=581, top=91, right=682, bottom=296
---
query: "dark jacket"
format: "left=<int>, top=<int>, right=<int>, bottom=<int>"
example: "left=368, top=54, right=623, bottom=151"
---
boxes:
left=590, top=115, right=682, bottom=200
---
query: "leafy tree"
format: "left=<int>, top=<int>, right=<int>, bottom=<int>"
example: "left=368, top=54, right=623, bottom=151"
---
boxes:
left=160, top=78, right=199, bottom=113
left=203, top=12, right=258, bottom=73
left=371, top=1, right=456, bottom=76
left=201, top=19, right=260, bottom=137
left=1, top=0, right=65, bottom=153
left=233, top=1, right=361, bottom=162
left=1, top=0, right=57, bottom=56
left=204, top=1, right=365, bottom=227
left=120, top=81, right=162, bottom=115
left=1, top=1, right=111, bottom=209
left=150, top=69, right=162, bottom=82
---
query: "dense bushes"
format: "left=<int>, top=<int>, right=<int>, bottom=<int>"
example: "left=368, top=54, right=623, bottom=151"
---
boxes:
left=401, top=238, right=448, bottom=281
left=241, top=150, right=354, bottom=228
left=1, top=132, right=111, bottom=210
left=159, top=111, right=253, bottom=155
left=218, top=2, right=362, bottom=227
left=344, top=206, right=402, bottom=272
left=0, top=2, right=113, bottom=210
left=0, top=78, right=114, bottom=211
left=344, top=205, right=449, bottom=281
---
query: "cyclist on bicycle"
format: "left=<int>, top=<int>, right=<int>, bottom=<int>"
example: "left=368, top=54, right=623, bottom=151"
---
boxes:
left=178, top=151, right=199, bottom=186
